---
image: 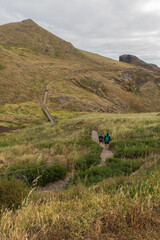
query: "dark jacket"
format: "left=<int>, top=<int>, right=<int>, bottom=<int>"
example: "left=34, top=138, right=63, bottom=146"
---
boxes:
left=98, top=133, right=104, bottom=142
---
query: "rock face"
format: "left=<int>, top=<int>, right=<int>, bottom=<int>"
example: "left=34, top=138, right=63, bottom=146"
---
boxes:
left=119, top=55, right=133, bottom=64
left=119, top=54, right=160, bottom=73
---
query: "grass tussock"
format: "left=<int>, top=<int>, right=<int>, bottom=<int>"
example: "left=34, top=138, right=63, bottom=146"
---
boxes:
left=0, top=177, right=29, bottom=210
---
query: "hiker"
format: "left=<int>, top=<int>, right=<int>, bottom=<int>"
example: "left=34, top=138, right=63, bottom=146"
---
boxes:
left=104, top=133, right=111, bottom=145
left=98, top=132, right=104, bottom=143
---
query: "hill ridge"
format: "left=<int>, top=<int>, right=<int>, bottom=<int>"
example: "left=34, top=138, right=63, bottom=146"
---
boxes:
left=0, top=20, right=160, bottom=113
left=0, top=19, right=77, bottom=58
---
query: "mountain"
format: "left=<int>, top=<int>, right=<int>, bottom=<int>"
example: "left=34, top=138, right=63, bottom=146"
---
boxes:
left=0, top=19, right=78, bottom=57
left=0, top=19, right=160, bottom=113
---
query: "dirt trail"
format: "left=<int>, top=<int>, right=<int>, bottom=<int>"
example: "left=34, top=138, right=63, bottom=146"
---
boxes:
left=0, top=126, right=17, bottom=134
left=39, top=130, right=113, bottom=192
left=38, top=173, right=73, bottom=193
left=91, top=130, right=113, bottom=166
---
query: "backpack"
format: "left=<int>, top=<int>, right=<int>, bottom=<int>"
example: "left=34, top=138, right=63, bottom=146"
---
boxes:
left=99, top=134, right=103, bottom=141
left=105, top=135, right=109, bottom=143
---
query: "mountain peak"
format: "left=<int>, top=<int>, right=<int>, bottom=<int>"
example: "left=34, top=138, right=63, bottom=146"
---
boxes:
left=21, top=19, right=35, bottom=23
left=0, top=19, right=78, bottom=58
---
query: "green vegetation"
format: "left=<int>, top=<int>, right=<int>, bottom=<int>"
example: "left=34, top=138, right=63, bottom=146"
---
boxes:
left=109, top=132, right=160, bottom=159
left=0, top=18, right=160, bottom=239
left=0, top=102, right=46, bottom=128
left=0, top=177, right=29, bottom=210
left=0, top=64, right=5, bottom=70
left=0, top=110, right=160, bottom=239
left=75, top=135, right=102, bottom=170
left=1, top=164, right=66, bottom=187
left=73, top=157, right=141, bottom=186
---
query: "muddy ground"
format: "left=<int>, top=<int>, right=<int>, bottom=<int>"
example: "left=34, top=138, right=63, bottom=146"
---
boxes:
left=0, top=126, right=17, bottom=134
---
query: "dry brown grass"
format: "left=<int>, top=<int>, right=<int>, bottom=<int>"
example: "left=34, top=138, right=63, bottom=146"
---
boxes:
left=0, top=20, right=160, bottom=113
left=0, top=112, right=160, bottom=239
left=1, top=179, right=160, bottom=240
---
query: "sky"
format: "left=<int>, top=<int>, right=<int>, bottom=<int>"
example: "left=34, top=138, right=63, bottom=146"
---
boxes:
left=0, top=0, right=160, bottom=66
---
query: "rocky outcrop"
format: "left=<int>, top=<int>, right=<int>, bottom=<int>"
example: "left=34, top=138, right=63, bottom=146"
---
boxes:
left=119, top=54, right=160, bottom=73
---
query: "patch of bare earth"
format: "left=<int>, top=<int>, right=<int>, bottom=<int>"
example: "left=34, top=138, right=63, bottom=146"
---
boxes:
left=0, top=126, right=17, bottom=134
left=38, top=173, right=73, bottom=192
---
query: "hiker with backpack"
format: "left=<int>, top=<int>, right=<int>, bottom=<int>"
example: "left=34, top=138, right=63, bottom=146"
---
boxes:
left=98, top=132, right=104, bottom=143
left=104, top=133, right=111, bottom=145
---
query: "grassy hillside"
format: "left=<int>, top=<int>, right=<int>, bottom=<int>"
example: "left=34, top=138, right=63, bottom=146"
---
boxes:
left=0, top=86, right=159, bottom=239
left=0, top=112, right=160, bottom=239
left=0, top=20, right=160, bottom=113
left=1, top=19, right=160, bottom=240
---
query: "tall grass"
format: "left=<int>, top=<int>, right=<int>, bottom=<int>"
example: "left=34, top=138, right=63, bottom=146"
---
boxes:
left=1, top=164, right=66, bottom=186
left=0, top=112, right=160, bottom=239
left=0, top=177, right=29, bottom=210
left=72, top=157, right=141, bottom=186
left=1, top=167, right=160, bottom=239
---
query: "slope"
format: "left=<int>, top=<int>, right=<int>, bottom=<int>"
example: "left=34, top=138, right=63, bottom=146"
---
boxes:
left=0, top=112, right=160, bottom=240
left=0, top=19, right=160, bottom=113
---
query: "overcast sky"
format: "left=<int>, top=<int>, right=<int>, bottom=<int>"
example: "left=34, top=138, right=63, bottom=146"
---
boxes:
left=0, top=0, right=160, bottom=66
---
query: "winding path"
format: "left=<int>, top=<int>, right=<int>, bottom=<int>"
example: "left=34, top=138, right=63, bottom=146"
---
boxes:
left=39, top=130, right=113, bottom=192
left=91, top=130, right=113, bottom=166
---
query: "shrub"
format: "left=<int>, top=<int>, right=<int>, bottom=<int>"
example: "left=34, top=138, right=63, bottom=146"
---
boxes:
left=75, top=134, right=102, bottom=170
left=114, top=147, right=149, bottom=159
left=106, top=157, right=141, bottom=173
left=0, top=141, right=9, bottom=147
left=39, top=165, right=66, bottom=186
left=0, top=177, right=29, bottom=210
left=72, top=158, right=141, bottom=186
left=77, top=135, right=92, bottom=147
left=110, top=138, right=160, bottom=159
left=75, top=158, right=87, bottom=170
left=75, top=152, right=101, bottom=170
left=2, top=164, right=66, bottom=187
